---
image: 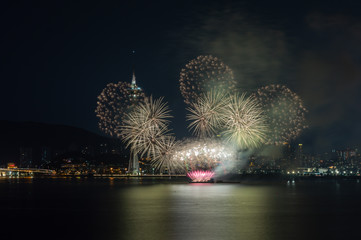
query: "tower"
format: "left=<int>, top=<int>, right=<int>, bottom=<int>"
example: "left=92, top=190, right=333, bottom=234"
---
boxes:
left=131, top=71, right=136, bottom=86
left=128, top=51, right=143, bottom=175
left=128, top=51, right=143, bottom=104
left=129, top=71, right=143, bottom=103
left=128, top=151, right=139, bottom=175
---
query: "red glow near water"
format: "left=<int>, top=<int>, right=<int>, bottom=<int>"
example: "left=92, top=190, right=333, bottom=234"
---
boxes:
left=187, top=170, right=215, bottom=182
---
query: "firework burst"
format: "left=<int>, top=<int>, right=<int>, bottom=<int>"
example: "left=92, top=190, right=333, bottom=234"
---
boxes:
left=172, top=138, right=236, bottom=172
left=120, top=96, right=172, bottom=156
left=186, top=91, right=268, bottom=149
left=179, top=55, right=235, bottom=105
left=150, top=136, right=183, bottom=173
left=186, top=90, right=227, bottom=138
left=221, top=93, right=268, bottom=149
left=120, top=96, right=182, bottom=173
left=253, top=84, right=307, bottom=145
left=95, top=81, right=145, bottom=136
left=187, top=170, right=215, bottom=182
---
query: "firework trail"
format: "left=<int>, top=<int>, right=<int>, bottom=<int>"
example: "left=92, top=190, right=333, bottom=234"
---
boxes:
left=253, top=84, right=307, bottom=145
left=179, top=55, right=236, bottom=105
left=95, top=81, right=145, bottom=137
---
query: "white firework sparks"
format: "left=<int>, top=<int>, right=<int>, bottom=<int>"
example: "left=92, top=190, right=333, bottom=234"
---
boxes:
left=179, top=55, right=235, bottom=105
left=120, top=96, right=172, bottom=157
left=221, top=93, right=268, bottom=149
left=186, top=91, right=268, bottom=149
left=150, top=136, right=183, bottom=173
left=186, top=90, right=227, bottom=138
left=95, top=81, right=145, bottom=136
left=253, top=84, right=307, bottom=145
left=172, top=138, right=236, bottom=172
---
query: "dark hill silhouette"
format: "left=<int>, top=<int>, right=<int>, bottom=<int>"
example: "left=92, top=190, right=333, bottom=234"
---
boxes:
left=0, top=121, right=124, bottom=165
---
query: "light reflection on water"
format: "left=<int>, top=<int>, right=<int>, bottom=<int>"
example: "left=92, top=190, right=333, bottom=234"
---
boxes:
left=169, top=184, right=268, bottom=240
left=121, top=183, right=282, bottom=240
left=1, top=178, right=360, bottom=240
left=118, top=181, right=361, bottom=240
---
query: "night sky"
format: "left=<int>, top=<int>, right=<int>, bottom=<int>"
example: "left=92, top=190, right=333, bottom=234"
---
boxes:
left=2, top=0, right=361, bottom=153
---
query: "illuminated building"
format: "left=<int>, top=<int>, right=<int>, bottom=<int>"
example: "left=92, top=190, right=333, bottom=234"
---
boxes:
left=128, top=51, right=144, bottom=104
left=129, top=71, right=143, bottom=103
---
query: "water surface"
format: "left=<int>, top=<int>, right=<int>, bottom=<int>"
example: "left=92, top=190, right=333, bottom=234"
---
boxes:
left=0, top=177, right=360, bottom=240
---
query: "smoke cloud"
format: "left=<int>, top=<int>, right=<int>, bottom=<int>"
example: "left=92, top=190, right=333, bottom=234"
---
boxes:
left=177, top=6, right=361, bottom=152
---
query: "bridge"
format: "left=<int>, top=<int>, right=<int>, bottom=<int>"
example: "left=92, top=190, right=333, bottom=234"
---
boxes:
left=0, top=168, right=56, bottom=177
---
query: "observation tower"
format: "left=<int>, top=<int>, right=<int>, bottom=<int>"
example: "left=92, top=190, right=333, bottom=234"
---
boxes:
left=128, top=51, right=144, bottom=175
left=129, top=71, right=142, bottom=103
